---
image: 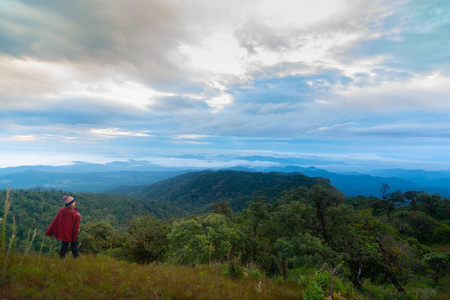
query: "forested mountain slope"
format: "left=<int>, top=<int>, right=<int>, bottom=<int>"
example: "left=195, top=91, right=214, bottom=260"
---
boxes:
left=0, top=189, right=185, bottom=252
left=126, top=170, right=339, bottom=212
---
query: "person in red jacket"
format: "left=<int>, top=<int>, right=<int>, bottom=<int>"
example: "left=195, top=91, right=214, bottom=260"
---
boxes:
left=45, top=196, right=81, bottom=258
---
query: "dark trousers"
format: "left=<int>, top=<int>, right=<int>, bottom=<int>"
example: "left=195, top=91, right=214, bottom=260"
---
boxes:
left=60, top=235, right=79, bottom=258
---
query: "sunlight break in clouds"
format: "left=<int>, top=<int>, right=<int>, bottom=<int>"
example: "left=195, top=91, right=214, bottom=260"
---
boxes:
left=64, top=79, right=176, bottom=110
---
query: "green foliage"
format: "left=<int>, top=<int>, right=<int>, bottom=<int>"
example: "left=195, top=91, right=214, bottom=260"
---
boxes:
left=305, top=185, right=344, bottom=241
left=315, top=269, right=347, bottom=296
left=297, top=268, right=354, bottom=299
left=79, top=222, right=120, bottom=255
left=120, top=215, right=170, bottom=263
left=133, top=170, right=333, bottom=212
left=0, top=188, right=182, bottom=252
left=432, top=223, right=450, bottom=244
left=167, top=213, right=240, bottom=265
left=251, top=267, right=264, bottom=279
left=212, top=199, right=234, bottom=220
left=271, top=200, right=313, bottom=237
left=274, top=234, right=337, bottom=269
left=422, top=252, right=450, bottom=284
left=417, top=193, right=449, bottom=220
left=235, top=200, right=276, bottom=272
left=303, top=281, right=325, bottom=300
left=1, top=178, right=449, bottom=299
left=225, top=258, right=248, bottom=279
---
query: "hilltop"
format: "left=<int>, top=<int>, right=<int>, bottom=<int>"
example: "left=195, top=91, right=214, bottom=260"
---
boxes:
left=111, top=170, right=338, bottom=212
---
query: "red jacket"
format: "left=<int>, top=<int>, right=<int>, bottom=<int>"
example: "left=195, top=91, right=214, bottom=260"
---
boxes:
left=45, top=207, right=81, bottom=242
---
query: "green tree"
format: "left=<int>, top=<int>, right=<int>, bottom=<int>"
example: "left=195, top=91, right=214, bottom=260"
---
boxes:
left=417, top=193, right=445, bottom=219
left=212, top=199, right=234, bottom=220
left=167, top=213, right=240, bottom=265
left=325, top=205, right=420, bottom=295
left=422, top=252, right=450, bottom=284
left=236, top=199, right=273, bottom=265
left=403, top=190, right=423, bottom=211
left=79, top=222, right=120, bottom=255
left=387, top=190, right=405, bottom=217
left=271, top=197, right=317, bottom=279
left=306, top=185, right=344, bottom=242
left=122, top=216, right=170, bottom=264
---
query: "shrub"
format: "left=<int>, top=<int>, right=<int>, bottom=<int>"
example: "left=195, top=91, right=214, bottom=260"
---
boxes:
left=251, top=268, right=263, bottom=279
left=432, top=224, right=450, bottom=244
left=79, top=222, right=120, bottom=255
left=225, top=258, right=247, bottom=278
left=303, top=281, right=325, bottom=300
left=315, top=269, right=347, bottom=296
left=120, top=216, right=170, bottom=264
left=167, top=214, right=239, bottom=265
left=245, top=262, right=264, bottom=279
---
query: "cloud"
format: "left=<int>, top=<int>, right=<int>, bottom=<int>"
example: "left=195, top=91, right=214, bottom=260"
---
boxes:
left=328, top=72, right=450, bottom=112
left=172, top=141, right=210, bottom=145
left=0, top=0, right=407, bottom=115
left=344, top=0, right=450, bottom=73
left=171, top=134, right=210, bottom=140
left=6, top=134, right=79, bottom=142
left=90, top=128, right=153, bottom=138
left=1, top=0, right=450, bottom=171
left=314, top=122, right=450, bottom=139
left=0, top=0, right=180, bottom=66
left=0, top=56, right=73, bottom=109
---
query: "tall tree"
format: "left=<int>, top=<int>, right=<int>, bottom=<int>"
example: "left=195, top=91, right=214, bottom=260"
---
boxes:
left=403, top=190, right=423, bottom=211
left=306, top=185, right=344, bottom=242
left=123, top=216, right=171, bottom=263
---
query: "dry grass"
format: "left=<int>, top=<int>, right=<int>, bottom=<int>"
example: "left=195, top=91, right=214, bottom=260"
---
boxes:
left=1, top=253, right=304, bottom=299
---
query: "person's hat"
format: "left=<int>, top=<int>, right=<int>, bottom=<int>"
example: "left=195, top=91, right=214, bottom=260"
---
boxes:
left=63, top=196, right=75, bottom=206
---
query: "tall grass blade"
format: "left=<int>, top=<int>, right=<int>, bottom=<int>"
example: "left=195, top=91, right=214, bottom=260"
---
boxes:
left=1, top=215, right=16, bottom=284
left=19, top=228, right=37, bottom=266
left=0, top=186, right=12, bottom=251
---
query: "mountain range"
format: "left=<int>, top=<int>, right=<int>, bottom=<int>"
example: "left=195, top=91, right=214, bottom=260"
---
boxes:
left=0, top=161, right=449, bottom=197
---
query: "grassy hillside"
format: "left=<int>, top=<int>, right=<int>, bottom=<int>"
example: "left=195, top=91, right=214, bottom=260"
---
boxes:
left=1, top=253, right=304, bottom=299
left=130, top=170, right=338, bottom=212
left=2, top=252, right=448, bottom=299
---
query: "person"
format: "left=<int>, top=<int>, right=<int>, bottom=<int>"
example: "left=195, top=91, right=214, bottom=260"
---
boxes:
left=45, top=196, right=81, bottom=258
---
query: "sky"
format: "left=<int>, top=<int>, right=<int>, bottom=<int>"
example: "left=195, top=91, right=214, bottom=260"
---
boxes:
left=0, top=0, right=449, bottom=172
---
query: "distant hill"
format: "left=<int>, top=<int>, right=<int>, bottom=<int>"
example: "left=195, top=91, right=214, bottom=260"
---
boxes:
left=257, top=166, right=450, bottom=197
left=1, top=161, right=449, bottom=197
left=0, top=170, right=189, bottom=192
left=0, top=160, right=192, bottom=174
left=368, top=169, right=450, bottom=193
left=121, top=170, right=339, bottom=212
